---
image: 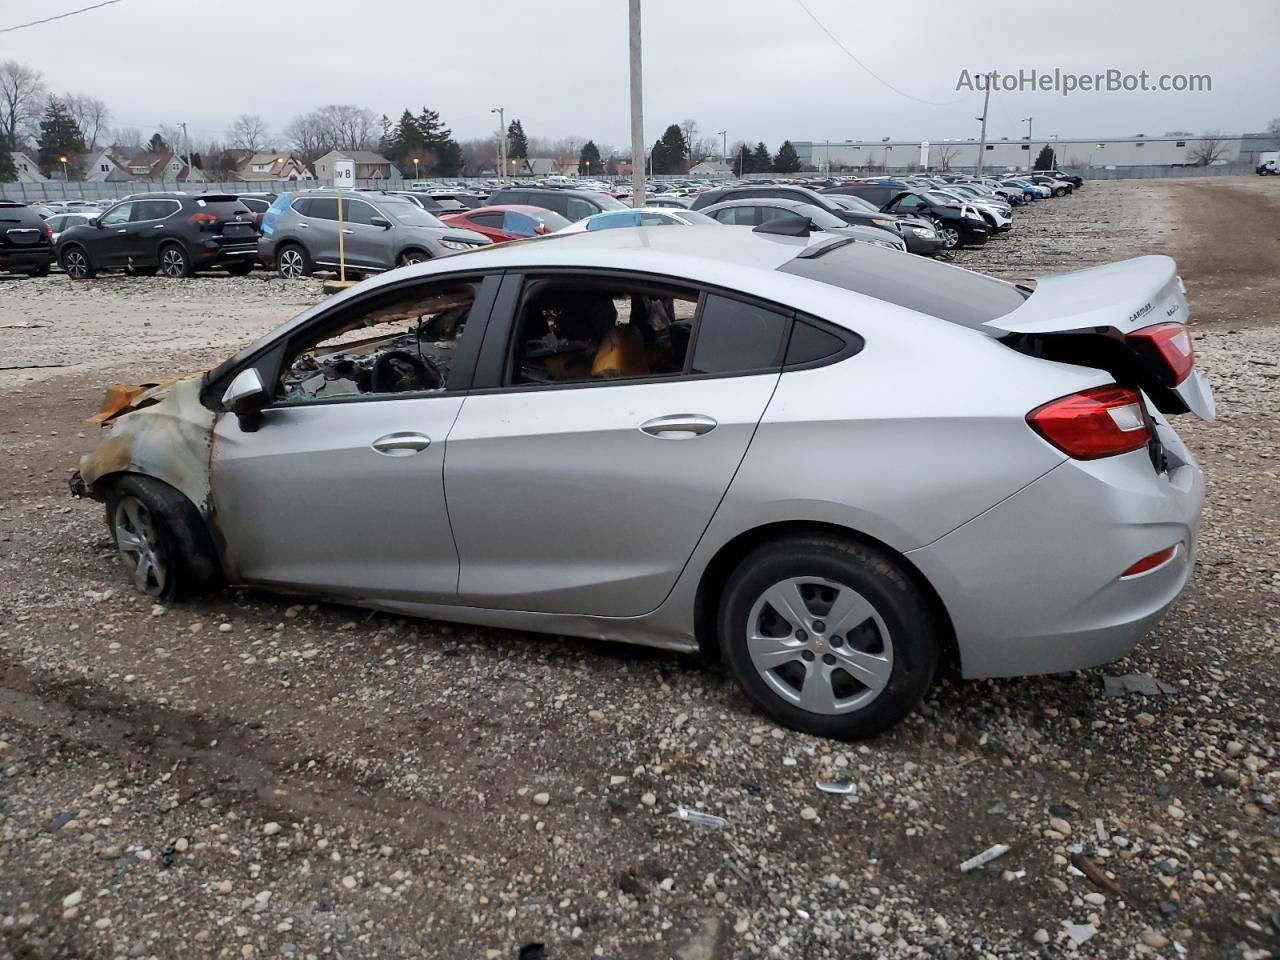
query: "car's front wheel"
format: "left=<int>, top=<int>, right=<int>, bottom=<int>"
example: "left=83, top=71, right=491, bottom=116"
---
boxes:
left=938, top=223, right=961, bottom=249
left=61, top=246, right=95, bottom=280
left=159, top=243, right=193, bottom=278
left=398, top=249, right=429, bottom=267
left=718, top=535, right=940, bottom=739
left=106, top=475, right=221, bottom=600
left=1053, top=187, right=1068, bottom=197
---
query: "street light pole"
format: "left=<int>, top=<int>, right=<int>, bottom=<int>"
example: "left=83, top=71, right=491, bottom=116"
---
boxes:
left=59, top=155, right=69, bottom=182
left=1022, top=116, right=1033, bottom=171
left=717, top=129, right=726, bottom=165
left=491, top=107, right=506, bottom=180
left=628, top=0, right=646, bottom=206
left=975, top=71, right=994, bottom=177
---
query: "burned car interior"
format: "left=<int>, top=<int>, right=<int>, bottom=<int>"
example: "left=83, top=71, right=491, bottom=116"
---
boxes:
left=510, top=277, right=700, bottom=384
left=279, top=282, right=479, bottom=402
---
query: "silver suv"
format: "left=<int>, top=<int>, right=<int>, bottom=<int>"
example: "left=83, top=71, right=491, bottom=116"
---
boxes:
left=258, top=190, right=490, bottom=279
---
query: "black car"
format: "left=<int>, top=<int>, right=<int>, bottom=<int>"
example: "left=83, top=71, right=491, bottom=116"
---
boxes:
left=57, top=193, right=258, bottom=279
left=825, top=186, right=989, bottom=249
left=0, top=202, right=54, bottom=276
left=485, top=187, right=627, bottom=222
left=1034, top=169, right=1084, bottom=188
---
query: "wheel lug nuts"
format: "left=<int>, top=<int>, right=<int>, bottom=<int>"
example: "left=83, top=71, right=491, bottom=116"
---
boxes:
left=830, top=636, right=844, bottom=648
left=822, top=653, right=837, bottom=666
left=801, top=650, right=815, bottom=662
left=812, top=620, right=826, bottom=634
left=795, top=630, right=807, bottom=641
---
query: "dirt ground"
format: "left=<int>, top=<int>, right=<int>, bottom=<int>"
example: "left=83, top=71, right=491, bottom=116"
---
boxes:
left=0, top=179, right=1277, bottom=960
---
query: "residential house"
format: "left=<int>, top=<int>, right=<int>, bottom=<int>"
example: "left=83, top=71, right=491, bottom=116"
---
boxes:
left=234, top=151, right=313, bottom=181
left=119, top=149, right=208, bottom=183
left=10, top=148, right=47, bottom=182
left=79, top=148, right=132, bottom=182
left=313, top=150, right=398, bottom=181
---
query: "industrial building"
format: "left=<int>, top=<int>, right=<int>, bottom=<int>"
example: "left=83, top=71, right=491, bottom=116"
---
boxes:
left=792, top=133, right=1278, bottom=172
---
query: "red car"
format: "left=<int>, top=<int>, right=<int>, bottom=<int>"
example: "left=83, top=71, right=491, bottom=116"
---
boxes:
left=439, top=205, right=571, bottom=244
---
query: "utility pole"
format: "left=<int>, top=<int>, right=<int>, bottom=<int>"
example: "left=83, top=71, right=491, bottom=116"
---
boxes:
left=974, top=72, right=994, bottom=177
left=179, top=121, right=190, bottom=181
left=491, top=107, right=506, bottom=180
left=717, top=130, right=726, bottom=165
left=1022, top=116, right=1033, bottom=171
left=628, top=0, right=646, bottom=206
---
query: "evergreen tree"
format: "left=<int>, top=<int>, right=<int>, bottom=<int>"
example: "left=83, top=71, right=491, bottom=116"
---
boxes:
left=735, top=143, right=751, bottom=176
left=1034, top=145, right=1056, bottom=171
left=36, top=96, right=85, bottom=178
left=605, top=155, right=619, bottom=176
left=578, top=140, right=601, bottom=176
left=651, top=124, right=688, bottom=175
left=507, top=119, right=528, bottom=159
left=384, top=109, right=422, bottom=171
left=773, top=140, right=801, bottom=173
left=148, top=131, right=167, bottom=152
left=0, top=143, right=16, bottom=181
left=417, top=107, right=462, bottom=177
left=751, top=142, right=772, bottom=174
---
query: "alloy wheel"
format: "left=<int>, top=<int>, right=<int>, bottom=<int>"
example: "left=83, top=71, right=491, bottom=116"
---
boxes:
left=112, top=496, right=167, bottom=596
left=278, top=248, right=304, bottom=279
left=64, top=249, right=89, bottom=279
left=160, top=246, right=187, bottom=277
left=745, top=576, right=893, bottom=715
left=942, top=226, right=960, bottom=248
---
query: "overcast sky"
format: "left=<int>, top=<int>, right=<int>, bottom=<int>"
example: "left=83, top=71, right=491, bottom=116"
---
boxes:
left=4, top=0, right=1276, bottom=151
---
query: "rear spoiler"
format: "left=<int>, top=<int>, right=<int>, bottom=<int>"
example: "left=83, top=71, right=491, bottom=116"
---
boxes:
left=986, top=255, right=1215, bottom=420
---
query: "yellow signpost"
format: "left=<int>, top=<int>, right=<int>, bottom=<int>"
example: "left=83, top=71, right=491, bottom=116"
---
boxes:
left=322, top=189, right=358, bottom=295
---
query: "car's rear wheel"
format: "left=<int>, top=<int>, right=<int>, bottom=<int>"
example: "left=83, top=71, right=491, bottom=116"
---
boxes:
left=61, top=246, right=95, bottom=280
left=718, top=535, right=940, bottom=739
left=276, top=243, right=312, bottom=279
left=106, top=475, right=221, bottom=601
left=226, top=261, right=253, bottom=276
left=159, top=243, right=193, bottom=278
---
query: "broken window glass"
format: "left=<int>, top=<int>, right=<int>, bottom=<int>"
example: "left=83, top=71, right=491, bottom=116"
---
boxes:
left=279, top=282, right=477, bottom=403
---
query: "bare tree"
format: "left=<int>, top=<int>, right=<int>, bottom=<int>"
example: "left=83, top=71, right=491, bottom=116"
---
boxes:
left=692, top=135, right=719, bottom=162
left=63, top=94, right=110, bottom=151
left=1267, top=117, right=1280, bottom=136
left=935, top=144, right=959, bottom=171
left=227, top=114, right=270, bottom=153
left=283, top=105, right=377, bottom=161
left=681, top=118, right=698, bottom=157
left=111, top=126, right=142, bottom=149
left=0, top=60, right=45, bottom=149
left=1187, top=129, right=1229, bottom=167
left=284, top=112, right=327, bottom=163
left=459, top=137, right=498, bottom=176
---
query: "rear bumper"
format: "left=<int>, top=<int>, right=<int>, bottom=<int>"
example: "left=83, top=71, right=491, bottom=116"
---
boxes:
left=0, top=247, right=53, bottom=272
left=907, top=447, right=1204, bottom=678
left=198, top=239, right=257, bottom=265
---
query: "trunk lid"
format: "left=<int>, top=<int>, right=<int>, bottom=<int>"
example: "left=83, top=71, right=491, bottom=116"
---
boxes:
left=986, top=255, right=1215, bottom=420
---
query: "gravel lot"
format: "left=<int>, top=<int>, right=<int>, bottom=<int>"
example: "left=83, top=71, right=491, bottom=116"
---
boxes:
left=0, top=178, right=1277, bottom=960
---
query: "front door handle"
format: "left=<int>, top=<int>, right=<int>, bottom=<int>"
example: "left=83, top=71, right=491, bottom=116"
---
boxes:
left=342, top=228, right=354, bottom=235
left=639, top=414, right=718, bottom=439
left=371, top=432, right=431, bottom=456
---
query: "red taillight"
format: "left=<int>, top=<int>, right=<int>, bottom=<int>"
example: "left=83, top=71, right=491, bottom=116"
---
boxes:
left=1026, top=385, right=1152, bottom=460
left=43, top=222, right=53, bottom=241
left=1127, top=322, right=1194, bottom=386
left=1121, top=545, right=1177, bottom=577
left=186, top=212, right=218, bottom=225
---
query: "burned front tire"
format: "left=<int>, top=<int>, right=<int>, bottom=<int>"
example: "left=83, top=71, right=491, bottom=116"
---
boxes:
left=718, top=535, right=940, bottom=740
left=106, top=475, right=221, bottom=601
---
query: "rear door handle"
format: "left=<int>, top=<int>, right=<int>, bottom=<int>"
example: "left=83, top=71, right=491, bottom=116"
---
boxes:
left=371, top=432, right=431, bottom=456
left=639, top=414, right=718, bottom=439
left=298, top=223, right=308, bottom=229
left=342, top=229, right=354, bottom=235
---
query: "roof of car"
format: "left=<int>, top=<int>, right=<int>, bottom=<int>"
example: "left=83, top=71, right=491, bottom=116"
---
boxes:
left=699, top=197, right=811, bottom=210
left=446, top=204, right=560, bottom=217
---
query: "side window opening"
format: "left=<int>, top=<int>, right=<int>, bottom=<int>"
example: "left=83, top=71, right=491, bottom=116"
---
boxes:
left=279, top=280, right=479, bottom=403
left=508, top=277, right=699, bottom=385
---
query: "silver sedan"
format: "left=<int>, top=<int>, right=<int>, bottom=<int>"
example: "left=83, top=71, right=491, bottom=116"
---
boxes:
left=71, top=225, right=1213, bottom=739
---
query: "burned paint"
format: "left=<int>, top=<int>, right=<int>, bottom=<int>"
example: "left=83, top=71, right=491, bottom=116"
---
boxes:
left=78, top=375, right=216, bottom=515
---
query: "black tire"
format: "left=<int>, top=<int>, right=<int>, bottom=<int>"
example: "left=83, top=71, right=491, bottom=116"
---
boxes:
left=225, top=261, right=253, bottom=276
left=938, top=223, right=961, bottom=249
left=158, top=242, right=194, bottom=278
left=398, top=249, right=429, bottom=267
left=276, top=243, right=313, bottom=279
left=105, top=475, right=222, bottom=601
left=1053, top=187, right=1067, bottom=198
left=28, top=264, right=50, bottom=277
left=718, top=535, right=940, bottom=740
left=61, top=245, right=95, bottom=280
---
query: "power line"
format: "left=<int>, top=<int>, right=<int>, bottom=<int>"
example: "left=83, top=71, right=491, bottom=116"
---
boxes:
left=794, top=0, right=968, bottom=107
left=0, top=0, right=125, bottom=34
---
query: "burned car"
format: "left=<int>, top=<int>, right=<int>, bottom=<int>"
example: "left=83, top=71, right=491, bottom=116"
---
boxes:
left=72, top=226, right=1213, bottom=740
